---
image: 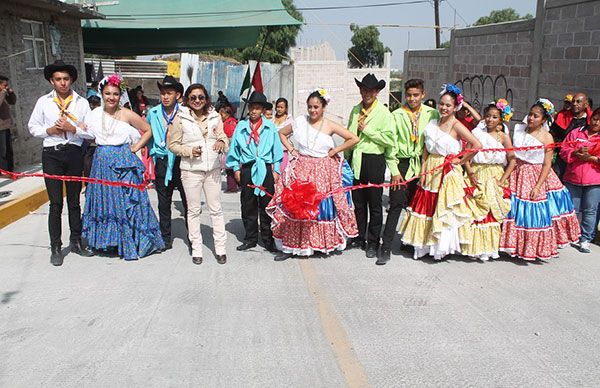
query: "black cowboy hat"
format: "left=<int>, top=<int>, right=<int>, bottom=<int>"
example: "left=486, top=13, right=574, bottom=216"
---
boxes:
left=355, top=73, right=386, bottom=91
left=157, top=75, right=184, bottom=95
left=44, top=60, right=78, bottom=82
left=242, top=91, right=273, bottom=109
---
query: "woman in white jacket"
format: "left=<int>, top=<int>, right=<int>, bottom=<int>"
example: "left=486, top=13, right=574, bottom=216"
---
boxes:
left=168, top=84, right=228, bottom=265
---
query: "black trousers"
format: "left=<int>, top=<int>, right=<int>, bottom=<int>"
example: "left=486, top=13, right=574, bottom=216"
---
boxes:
left=0, top=128, right=14, bottom=171
left=382, top=158, right=418, bottom=251
left=240, top=163, right=274, bottom=245
left=352, top=153, right=386, bottom=246
left=82, top=141, right=96, bottom=178
left=41, top=145, right=84, bottom=247
left=154, top=156, right=188, bottom=243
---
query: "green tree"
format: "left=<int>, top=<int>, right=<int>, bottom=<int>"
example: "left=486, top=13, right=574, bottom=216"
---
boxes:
left=474, top=8, right=533, bottom=26
left=212, top=0, right=303, bottom=63
left=347, top=24, right=391, bottom=68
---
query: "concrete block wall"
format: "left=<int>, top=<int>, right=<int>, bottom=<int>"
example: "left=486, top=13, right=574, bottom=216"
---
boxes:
left=538, top=0, right=600, bottom=104
left=452, top=20, right=535, bottom=117
left=0, top=2, right=86, bottom=166
left=402, top=49, right=450, bottom=101
left=404, top=0, right=600, bottom=121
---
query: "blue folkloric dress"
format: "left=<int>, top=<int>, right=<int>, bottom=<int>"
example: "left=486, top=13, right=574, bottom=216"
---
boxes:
left=82, top=107, right=164, bottom=260
left=266, top=115, right=358, bottom=256
left=499, top=123, right=580, bottom=260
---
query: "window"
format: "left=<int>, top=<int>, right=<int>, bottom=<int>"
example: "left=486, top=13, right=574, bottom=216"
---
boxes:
left=21, top=20, right=47, bottom=69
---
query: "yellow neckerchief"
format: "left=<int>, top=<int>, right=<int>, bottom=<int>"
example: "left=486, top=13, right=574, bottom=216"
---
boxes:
left=52, top=92, right=79, bottom=124
left=402, top=104, right=422, bottom=143
left=358, top=99, right=378, bottom=127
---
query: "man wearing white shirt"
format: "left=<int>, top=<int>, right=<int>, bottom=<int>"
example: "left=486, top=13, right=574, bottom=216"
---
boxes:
left=28, top=60, right=94, bottom=266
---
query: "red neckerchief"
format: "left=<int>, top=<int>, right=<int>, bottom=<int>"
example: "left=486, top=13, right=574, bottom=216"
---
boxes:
left=247, top=118, right=262, bottom=145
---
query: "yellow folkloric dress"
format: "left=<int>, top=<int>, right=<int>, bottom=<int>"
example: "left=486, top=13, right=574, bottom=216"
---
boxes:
left=462, top=123, right=511, bottom=260
left=399, top=120, right=486, bottom=260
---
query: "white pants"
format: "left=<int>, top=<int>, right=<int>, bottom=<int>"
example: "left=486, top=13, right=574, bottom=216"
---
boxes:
left=180, top=169, right=227, bottom=257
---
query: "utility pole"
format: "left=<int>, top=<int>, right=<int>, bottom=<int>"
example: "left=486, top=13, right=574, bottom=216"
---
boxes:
left=434, top=0, right=441, bottom=48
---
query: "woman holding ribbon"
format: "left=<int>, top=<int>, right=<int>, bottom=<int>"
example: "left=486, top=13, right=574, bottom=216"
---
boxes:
left=499, top=99, right=580, bottom=260
left=82, top=74, right=164, bottom=260
left=399, top=84, right=484, bottom=261
left=266, top=89, right=359, bottom=257
left=462, top=99, right=515, bottom=260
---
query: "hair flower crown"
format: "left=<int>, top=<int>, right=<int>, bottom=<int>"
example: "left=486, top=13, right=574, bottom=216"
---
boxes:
left=98, top=73, right=126, bottom=94
left=536, top=98, right=556, bottom=118
left=493, top=98, right=513, bottom=122
left=440, top=83, right=464, bottom=109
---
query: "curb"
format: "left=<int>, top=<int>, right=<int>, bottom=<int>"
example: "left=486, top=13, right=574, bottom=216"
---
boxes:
left=0, top=186, right=48, bottom=229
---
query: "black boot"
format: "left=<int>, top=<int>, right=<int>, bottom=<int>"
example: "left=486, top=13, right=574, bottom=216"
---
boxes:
left=376, top=249, right=391, bottom=265
left=70, top=240, right=94, bottom=257
left=50, top=246, right=63, bottom=266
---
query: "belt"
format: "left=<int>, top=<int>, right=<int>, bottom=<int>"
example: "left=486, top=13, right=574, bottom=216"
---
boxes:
left=43, top=143, right=81, bottom=152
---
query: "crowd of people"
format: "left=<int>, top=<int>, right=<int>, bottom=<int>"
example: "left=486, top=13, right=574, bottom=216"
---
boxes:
left=24, top=60, right=598, bottom=267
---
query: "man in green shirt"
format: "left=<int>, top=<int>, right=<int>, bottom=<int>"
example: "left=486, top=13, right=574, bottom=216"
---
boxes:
left=379, top=79, right=440, bottom=264
left=345, top=74, right=401, bottom=259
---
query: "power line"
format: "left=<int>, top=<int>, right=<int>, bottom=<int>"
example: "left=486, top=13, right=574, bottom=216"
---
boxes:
left=442, top=0, right=469, bottom=26
left=102, top=1, right=431, bottom=19
left=305, top=22, right=452, bottom=30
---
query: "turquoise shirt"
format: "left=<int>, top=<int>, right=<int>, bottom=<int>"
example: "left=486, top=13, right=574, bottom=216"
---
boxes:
left=226, top=117, right=283, bottom=196
left=147, top=104, right=179, bottom=185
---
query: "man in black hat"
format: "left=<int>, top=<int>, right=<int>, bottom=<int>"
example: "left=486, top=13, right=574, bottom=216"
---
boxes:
left=146, top=75, right=187, bottom=250
left=344, top=73, right=399, bottom=261
left=28, top=60, right=94, bottom=266
left=226, top=91, right=283, bottom=252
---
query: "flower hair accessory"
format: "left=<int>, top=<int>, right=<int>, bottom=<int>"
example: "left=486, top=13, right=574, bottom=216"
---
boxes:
left=312, top=88, right=332, bottom=104
left=536, top=98, right=556, bottom=119
left=440, top=83, right=464, bottom=110
left=493, top=98, right=513, bottom=122
left=564, top=94, right=574, bottom=103
left=98, top=73, right=126, bottom=94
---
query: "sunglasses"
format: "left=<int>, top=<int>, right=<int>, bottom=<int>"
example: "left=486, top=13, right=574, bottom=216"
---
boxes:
left=189, top=95, right=206, bottom=102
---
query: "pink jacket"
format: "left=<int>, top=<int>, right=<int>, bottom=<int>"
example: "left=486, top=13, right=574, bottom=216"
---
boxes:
left=560, top=127, right=600, bottom=185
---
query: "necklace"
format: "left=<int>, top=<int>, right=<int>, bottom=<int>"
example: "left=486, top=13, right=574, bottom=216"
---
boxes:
left=101, top=108, right=120, bottom=137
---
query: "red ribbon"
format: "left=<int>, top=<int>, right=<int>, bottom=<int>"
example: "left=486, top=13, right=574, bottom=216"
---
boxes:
left=0, top=140, right=582, bottom=197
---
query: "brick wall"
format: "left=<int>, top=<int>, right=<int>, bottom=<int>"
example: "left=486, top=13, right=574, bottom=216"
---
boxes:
left=0, top=2, right=86, bottom=167
left=404, top=0, right=600, bottom=121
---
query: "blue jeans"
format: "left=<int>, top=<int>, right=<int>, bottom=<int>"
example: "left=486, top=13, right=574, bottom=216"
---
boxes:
left=565, top=182, right=600, bottom=242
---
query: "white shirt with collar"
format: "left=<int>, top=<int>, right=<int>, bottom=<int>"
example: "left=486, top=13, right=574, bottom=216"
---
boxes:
left=28, top=90, right=93, bottom=147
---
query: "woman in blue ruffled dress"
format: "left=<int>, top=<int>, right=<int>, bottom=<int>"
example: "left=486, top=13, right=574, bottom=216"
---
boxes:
left=82, top=74, right=164, bottom=260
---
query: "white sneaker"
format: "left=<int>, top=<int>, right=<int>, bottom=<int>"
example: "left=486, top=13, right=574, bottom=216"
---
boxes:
left=579, top=241, right=591, bottom=253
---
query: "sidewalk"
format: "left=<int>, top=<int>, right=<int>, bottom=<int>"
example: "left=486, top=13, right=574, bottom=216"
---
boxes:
left=0, top=164, right=47, bottom=229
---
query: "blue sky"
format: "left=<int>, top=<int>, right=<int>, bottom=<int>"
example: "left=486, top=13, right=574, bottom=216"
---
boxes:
left=295, top=0, right=537, bottom=71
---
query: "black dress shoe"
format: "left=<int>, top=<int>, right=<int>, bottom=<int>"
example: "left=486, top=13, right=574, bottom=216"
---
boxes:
left=216, top=255, right=227, bottom=264
left=376, top=249, right=391, bottom=265
left=50, top=246, right=63, bottom=266
left=366, top=244, right=378, bottom=258
left=236, top=242, right=257, bottom=251
left=192, top=256, right=202, bottom=265
left=70, top=240, right=94, bottom=257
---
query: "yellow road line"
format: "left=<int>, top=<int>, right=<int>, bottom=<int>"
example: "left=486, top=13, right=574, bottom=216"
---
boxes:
left=299, top=260, right=371, bottom=388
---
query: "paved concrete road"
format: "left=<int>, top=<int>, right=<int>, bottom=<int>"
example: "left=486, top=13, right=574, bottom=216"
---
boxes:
left=1, top=187, right=599, bottom=387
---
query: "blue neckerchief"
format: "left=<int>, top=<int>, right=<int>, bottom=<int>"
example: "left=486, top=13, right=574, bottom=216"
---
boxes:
left=161, top=104, right=179, bottom=145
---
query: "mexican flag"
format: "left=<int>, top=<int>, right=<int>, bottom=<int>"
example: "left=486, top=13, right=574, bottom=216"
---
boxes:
left=239, top=62, right=263, bottom=98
